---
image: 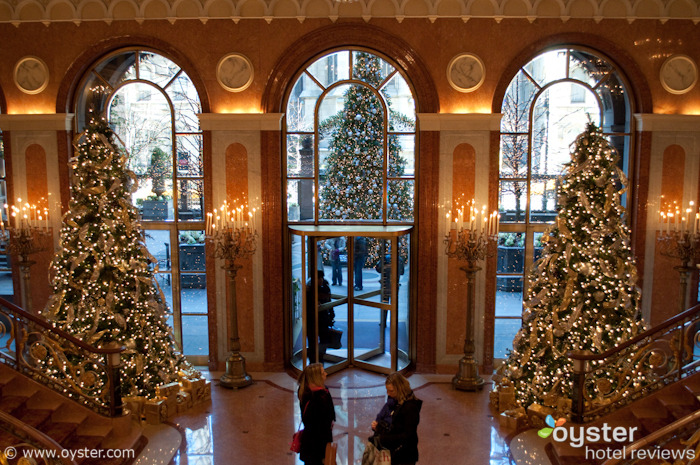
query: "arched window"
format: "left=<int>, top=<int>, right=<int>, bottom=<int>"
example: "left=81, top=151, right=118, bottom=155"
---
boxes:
left=495, top=47, right=632, bottom=360
left=285, top=49, right=416, bottom=226
left=0, top=107, right=12, bottom=302
left=285, top=49, right=416, bottom=373
left=75, top=49, right=207, bottom=364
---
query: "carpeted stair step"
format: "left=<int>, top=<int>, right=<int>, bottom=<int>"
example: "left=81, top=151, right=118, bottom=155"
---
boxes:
left=63, top=435, right=105, bottom=464
left=13, top=406, right=54, bottom=429
left=0, top=395, right=28, bottom=414
left=683, top=374, right=700, bottom=398
left=0, top=429, right=20, bottom=447
left=550, top=440, right=598, bottom=465
left=0, top=368, right=17, bottom=388
left=39, top=420, right=80, bottom=444
left=656, top=387, right=700, bottom=420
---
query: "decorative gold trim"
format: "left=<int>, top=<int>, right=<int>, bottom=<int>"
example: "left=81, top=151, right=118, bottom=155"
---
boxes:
left=216, top=53, right=254, bottom=93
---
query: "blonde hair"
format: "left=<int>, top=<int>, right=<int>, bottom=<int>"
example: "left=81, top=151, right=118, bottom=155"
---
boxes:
left=297, top=363, right=325, bottom=401
left=386, top=372, right=415, bottom=404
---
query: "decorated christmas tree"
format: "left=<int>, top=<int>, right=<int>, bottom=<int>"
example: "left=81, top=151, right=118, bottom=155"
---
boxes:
left=499, top=123, right=646, bottom=410
left=318, top=52, right=413, bottom=266
left=43, top=117, right=197, bottom=398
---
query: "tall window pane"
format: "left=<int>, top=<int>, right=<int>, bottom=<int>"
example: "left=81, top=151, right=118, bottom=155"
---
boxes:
left=495, top=47, right=632, bottom=360
left=77, top=49, right=207, bottom=362
left=0, top=118, right=12, bottom=302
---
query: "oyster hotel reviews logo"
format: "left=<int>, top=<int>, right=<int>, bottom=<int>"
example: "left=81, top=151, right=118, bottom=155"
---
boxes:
left=539, top=415, right=696, bottom=461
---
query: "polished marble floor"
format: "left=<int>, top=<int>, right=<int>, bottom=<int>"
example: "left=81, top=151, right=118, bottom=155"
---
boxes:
left=137, top=368, right=534, bottom=465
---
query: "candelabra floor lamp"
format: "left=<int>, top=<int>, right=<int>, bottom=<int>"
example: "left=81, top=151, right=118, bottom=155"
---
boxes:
left=656, top=229, right=700, bottom=314
left=206, top=204, right=257, bottom=389
left=207, top=211, right=257, bottom=389
left=444, top=206, right=498, bottom=391
left=2, top=224, right=49, bottom=312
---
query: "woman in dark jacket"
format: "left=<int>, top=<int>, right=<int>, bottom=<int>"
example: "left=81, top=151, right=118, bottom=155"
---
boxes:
left=374, top=372, right=422, bottom=465
left=298, top=363, right=336, bottom=465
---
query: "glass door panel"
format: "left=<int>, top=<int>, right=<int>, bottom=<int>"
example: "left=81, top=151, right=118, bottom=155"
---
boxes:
left=288, top=226, right=412, bottom=375
left=290, top=232, right=305, bottom=370
left=352, top=303, right=389, bottom=369
left=397, top=235, right=410, bottom=371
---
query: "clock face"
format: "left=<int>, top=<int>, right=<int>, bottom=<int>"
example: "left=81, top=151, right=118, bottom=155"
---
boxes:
left=14, top=56, right=49, bottom=95
left=217, top=53, right=254, bottom=92
left=660, top=55, right=698, bottom=95
left=447, top=54, right=485, bottom=93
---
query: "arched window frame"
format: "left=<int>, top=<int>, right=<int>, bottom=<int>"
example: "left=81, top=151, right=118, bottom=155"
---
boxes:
left=494, top=46, right=634, bottom=361
left=284, top=47, right=417, bottom=226
left=73, top=48, right=208, bottom=364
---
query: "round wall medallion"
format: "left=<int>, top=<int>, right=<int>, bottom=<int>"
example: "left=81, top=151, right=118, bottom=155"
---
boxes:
left=216, top=53, right=254, bottom=92
left=660, top=54, right=697, bottom=95
left=14, top=56, right=49, bottom=95
left=447, top=53, right=485, bottom=93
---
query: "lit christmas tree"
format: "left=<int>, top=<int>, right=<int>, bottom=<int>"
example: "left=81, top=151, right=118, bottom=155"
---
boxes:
left=318, top=52, right=413, bottom=266
left=43, top=117, right=197, bottom=398
left=500, top=123, right=646, bottom=409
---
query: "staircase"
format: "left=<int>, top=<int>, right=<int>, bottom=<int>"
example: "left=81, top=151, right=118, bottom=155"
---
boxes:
left=548, top=371, right=700, bottom=465
left=545, top=303, right=700, bottom=465
left=0, top=297, right=146, bottom=464
left=0, top=363, right=146, bottom=465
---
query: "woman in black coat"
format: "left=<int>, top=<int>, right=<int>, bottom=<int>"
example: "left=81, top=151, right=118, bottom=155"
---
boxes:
left=298, top=363, right=336, bottom=465
left=374, top=372, right=422, bottom=465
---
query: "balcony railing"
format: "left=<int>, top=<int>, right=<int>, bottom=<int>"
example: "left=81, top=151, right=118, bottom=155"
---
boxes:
left=0, top=297, right=124, bottom=417
left=569, top=303, right=700, bottom=423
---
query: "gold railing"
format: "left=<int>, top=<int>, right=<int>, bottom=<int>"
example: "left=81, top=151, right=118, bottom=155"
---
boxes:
left=569, top=304, right=700, bottom=423
left=0, top=297, right=124, bottom=417
left=0, top=410, right=77, bottom=465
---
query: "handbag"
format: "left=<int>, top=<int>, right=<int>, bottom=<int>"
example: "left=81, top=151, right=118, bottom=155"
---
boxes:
left=320, top=327, right=343, bottom=349
left=290, top=403, right=308, bottom=453
left=290, top=429, right=302, bottom=453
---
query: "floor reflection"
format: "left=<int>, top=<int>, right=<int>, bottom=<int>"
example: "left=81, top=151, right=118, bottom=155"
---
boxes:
left=166, top=370, right=518, bottom=465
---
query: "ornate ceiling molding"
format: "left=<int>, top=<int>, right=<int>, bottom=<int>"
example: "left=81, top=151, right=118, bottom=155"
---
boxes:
left=0, top=0, right=698, bottom=25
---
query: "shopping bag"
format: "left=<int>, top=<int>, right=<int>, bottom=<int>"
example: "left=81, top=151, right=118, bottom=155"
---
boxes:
left=376, top=448, right=391, bottom=464
left=362, top=441, right=378, bottom=465
left=324, top=442, right=337, bottom=465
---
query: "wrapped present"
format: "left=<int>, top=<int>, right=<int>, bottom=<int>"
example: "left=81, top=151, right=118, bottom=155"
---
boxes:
left=556, top=398, right=572, bottom=417
left=181, top=376, right=206, bottom=390
left=176, top=392, right=191, bottom=413
left=163, top=395, right=178, bottom=418
left=543, top=393, right=559, bottom=408
left=498, top=385, right=516, bottom=412
left=489, top=390, right=500, bottom=410
left=499, top=407, right=527, bottom=430
left=527, top=403, right=555, bottom=428
left=123, top=396, right=146, bottom=421
left=144, top=398, right=165, bottom=425
left=156, top=381, right=181, bottom=398
left=198, top=380, right=211, bottom=402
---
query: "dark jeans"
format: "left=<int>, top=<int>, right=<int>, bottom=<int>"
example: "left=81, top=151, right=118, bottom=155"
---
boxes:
left=306, top=309, right=333, bottom=363
left=353, top=259, right=364, bottom=289
left=331, top=259, right=342, bottom=285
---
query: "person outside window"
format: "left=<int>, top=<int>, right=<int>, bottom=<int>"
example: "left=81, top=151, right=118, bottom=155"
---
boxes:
left=326, top=237, right=345, bottom=286
left=354, top=237, right=367, bottom=291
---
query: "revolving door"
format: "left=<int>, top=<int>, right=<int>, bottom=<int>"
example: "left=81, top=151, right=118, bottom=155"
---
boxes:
left=289, top=226, right=413, bottom=374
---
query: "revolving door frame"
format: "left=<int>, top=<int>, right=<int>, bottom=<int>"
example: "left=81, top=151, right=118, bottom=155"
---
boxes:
left=288, top=225, right=413, bottom=375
